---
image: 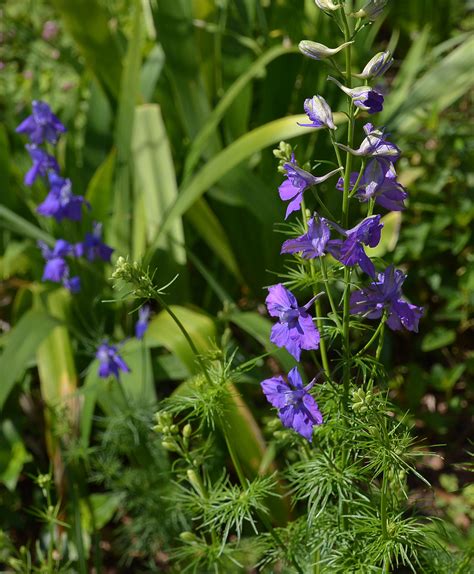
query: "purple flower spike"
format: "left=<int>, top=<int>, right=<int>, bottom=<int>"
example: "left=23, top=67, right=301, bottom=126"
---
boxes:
left=336, top=158, right=407, bottom=211
left=16, top=100, right=66, bottom=145
left=337, top=123, right=401, bottom=160
left=266, top=284, right=320, bottom=361
left=135, top=305, right=151, bottom=340
left=279, top=158, right=343, bottom=219
left=37, top=173, right=89, bottom=221
left=328, top=76, right=384, bottom=114
left=350, top=266, right=423, bottom=332
left=96, top=342, right=131, bottom=380
left=328, top=216, right=383, bottom=277
left=281, top=215, right=331, bottom=259
left=75, top=222, right=114, bottom=263
left=299, top=95, right=336, bottom=130
left=261, top=367, right=323, bottom=441
left=24, top=145, right=60, bottom=186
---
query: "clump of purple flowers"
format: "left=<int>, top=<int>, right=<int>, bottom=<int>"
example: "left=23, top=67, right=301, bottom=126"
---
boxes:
left=261, top=13, right=424, bottom=442
left=96, top=342, right=130, bottom=380
left=16, top=101, right=114, bottom=294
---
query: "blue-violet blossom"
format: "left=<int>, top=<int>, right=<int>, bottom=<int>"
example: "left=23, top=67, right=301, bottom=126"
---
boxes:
left=279, top=157, right=342, bottom=219
left=337, top=123, right=401, bottom=159
left=135, top=305, right=151, bottom=340
left=328, top=76, right=384, bottom=114
left=24, top=144, right=60, bottom=186
left=38, top=239, right=80, bottom=293
left=350, top=265, right=423, bottom=332
left=298, top=95, right=336, bottom=130
left=37, top=173, right=89, bottom=221
left=96, top=342, right=130, bottom=380
left=336, top=157, right=407, bottom=211
left=16, top=100, right=66, bottom=145
left=281, top=215, right=332, bottom=259
left=266, top=284, right=320, bottom=361
left=75, top=223, right=114, bottom=262
left=261, top=367, right=323, bottom=441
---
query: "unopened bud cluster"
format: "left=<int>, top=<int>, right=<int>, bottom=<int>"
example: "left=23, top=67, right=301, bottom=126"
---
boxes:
left=351, top=387, right=373, bottom=413
left=111, top=256, right=156, bottom=298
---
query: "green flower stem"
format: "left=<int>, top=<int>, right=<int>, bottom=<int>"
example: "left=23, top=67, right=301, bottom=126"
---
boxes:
left=368, top=316, right=386, bottom=390
left=348, top=160, right=366, bottom=199
left=221, top=425, right=304, bottom=574
left=367, top=197, right=376, bottom=217
left=354, top=315, right=387, bottom=358
left=330, top=132, right=344, bottom=170
left=380, top=468, right=389, bottom=540
left=319, top=258, right=342, bottom=330
left=154, top=292, right=213, bottom=387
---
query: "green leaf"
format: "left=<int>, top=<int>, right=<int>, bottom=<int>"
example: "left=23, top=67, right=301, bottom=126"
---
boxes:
left=0, top=205, right=54, bottom=246
left=149, top=112, right=346, bottom=252
left=0, top=309, right=59, bottom=410
left=0, top=420, right=33, bottom=491
left=85, top=150, right=116, bottom=223
left=131, top=104, right=185, bottom=263
left=50, top=0, right=123, bottom=100
left=227, top=311, right=297, bottom=374
left=183, top=44, right=299, bottom=179
left=145, top=306, right=216, bottom=373
left=110, top=1, right=144, bottom=254
left=366, top=212, right=401, bottom=258
left=80, top=493, right=121, bottom=532
left=422, top=327, right=457, bottom=352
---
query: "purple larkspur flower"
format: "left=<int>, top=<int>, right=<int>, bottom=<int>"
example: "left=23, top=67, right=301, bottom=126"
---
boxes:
left=261, top=367, right=323, bottom=441
left=96, top=342, right=130, bottom=380
left=279, top=157, right=343, bottom=219
left=38, top=239, right=80, bottom=292
left=266, top=284, right=320, bottom=361
left=24, top=145, right=60, bottom=186
left=298, top=95, right=337, bottom=129
left=336, top=158, right=407, bottom=211
left=37, top=173, right=89, bottom=221
left=337, top=123, right=401, bottom=160
left=75, top=222, right=113, bottom=263
left=327, top=216, right=383, bottom=277
left=135, top=305, right=150, bottom=340
left=281, top=215, right=331, bottom=259
left=16, top=100, right=66, bottom=145
left=329, top=76, right=384, bottom=114
left=350, top=265, right=423, bottom=332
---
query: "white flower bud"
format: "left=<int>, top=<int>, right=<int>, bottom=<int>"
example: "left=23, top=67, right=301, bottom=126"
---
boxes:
left=299, top=40, right=353, bottom=61
left=352, top=0, right=388, bottom=21
left=315, top=0, right=340, bottom=11
left=355, top=50, right=393, bottom=79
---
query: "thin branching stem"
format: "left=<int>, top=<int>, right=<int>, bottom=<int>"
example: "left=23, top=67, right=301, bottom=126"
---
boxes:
left=354, top=315, right=387, bottom=358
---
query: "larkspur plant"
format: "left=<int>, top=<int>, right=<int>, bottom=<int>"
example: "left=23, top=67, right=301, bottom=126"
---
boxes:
left=139, top=2, right=446, bottom=572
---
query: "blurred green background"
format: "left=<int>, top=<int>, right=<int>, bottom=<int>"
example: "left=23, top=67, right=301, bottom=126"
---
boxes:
left=0, top=0, right=473, bottom=570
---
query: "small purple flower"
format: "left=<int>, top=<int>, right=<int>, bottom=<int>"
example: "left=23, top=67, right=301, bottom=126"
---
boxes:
left=16, top=100, right=66, bottom=145
left=75, top=223, right=114, bottom=263
left=327, top=216, right=383, bottom=277
left=329, top=76, right=384, bottom=114
left=281, top=215, right=331, bottom=259
left=266, top=284, right=320, bottom=361
left=38, top=239, right=80, bottom=292
left=298, top=95, right=336, bottom=130
left=37, top=173, right=89, bottom=221
left=350, top=265, right=423, bottom=332
left=279, top=157, right=342, bottom=219
left=135, top=305, right=150, bottom=340
left=337, top=123, right=401, bottom=160
left=261, top=367, right=323, bottom=441
left=96, top=342, right=130, bottom=380
left=24, top=145, right=60, bottom=186
left=337, top=158, right=407, bottom=211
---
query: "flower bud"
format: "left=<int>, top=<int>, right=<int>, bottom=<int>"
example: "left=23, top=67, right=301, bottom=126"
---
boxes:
left=315, top=0, right=340, bottom=11
left=298, top=40, right=353, bottom=61
left=170, top=424, right=179, bottom=434
left=183, top=423, right=192, bottom=438
left=179, top=531, right=198, bottom=543
left=352, top=0, right=388, bottom=21
left=355, top=51, right=393, bottom=80
left=161, top=440, right=180, bottom=453
left=187, top=469, right=205, bottom=497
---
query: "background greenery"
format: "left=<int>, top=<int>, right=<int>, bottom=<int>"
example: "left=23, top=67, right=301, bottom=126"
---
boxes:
left=0, top=0, right=473, bottom=571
